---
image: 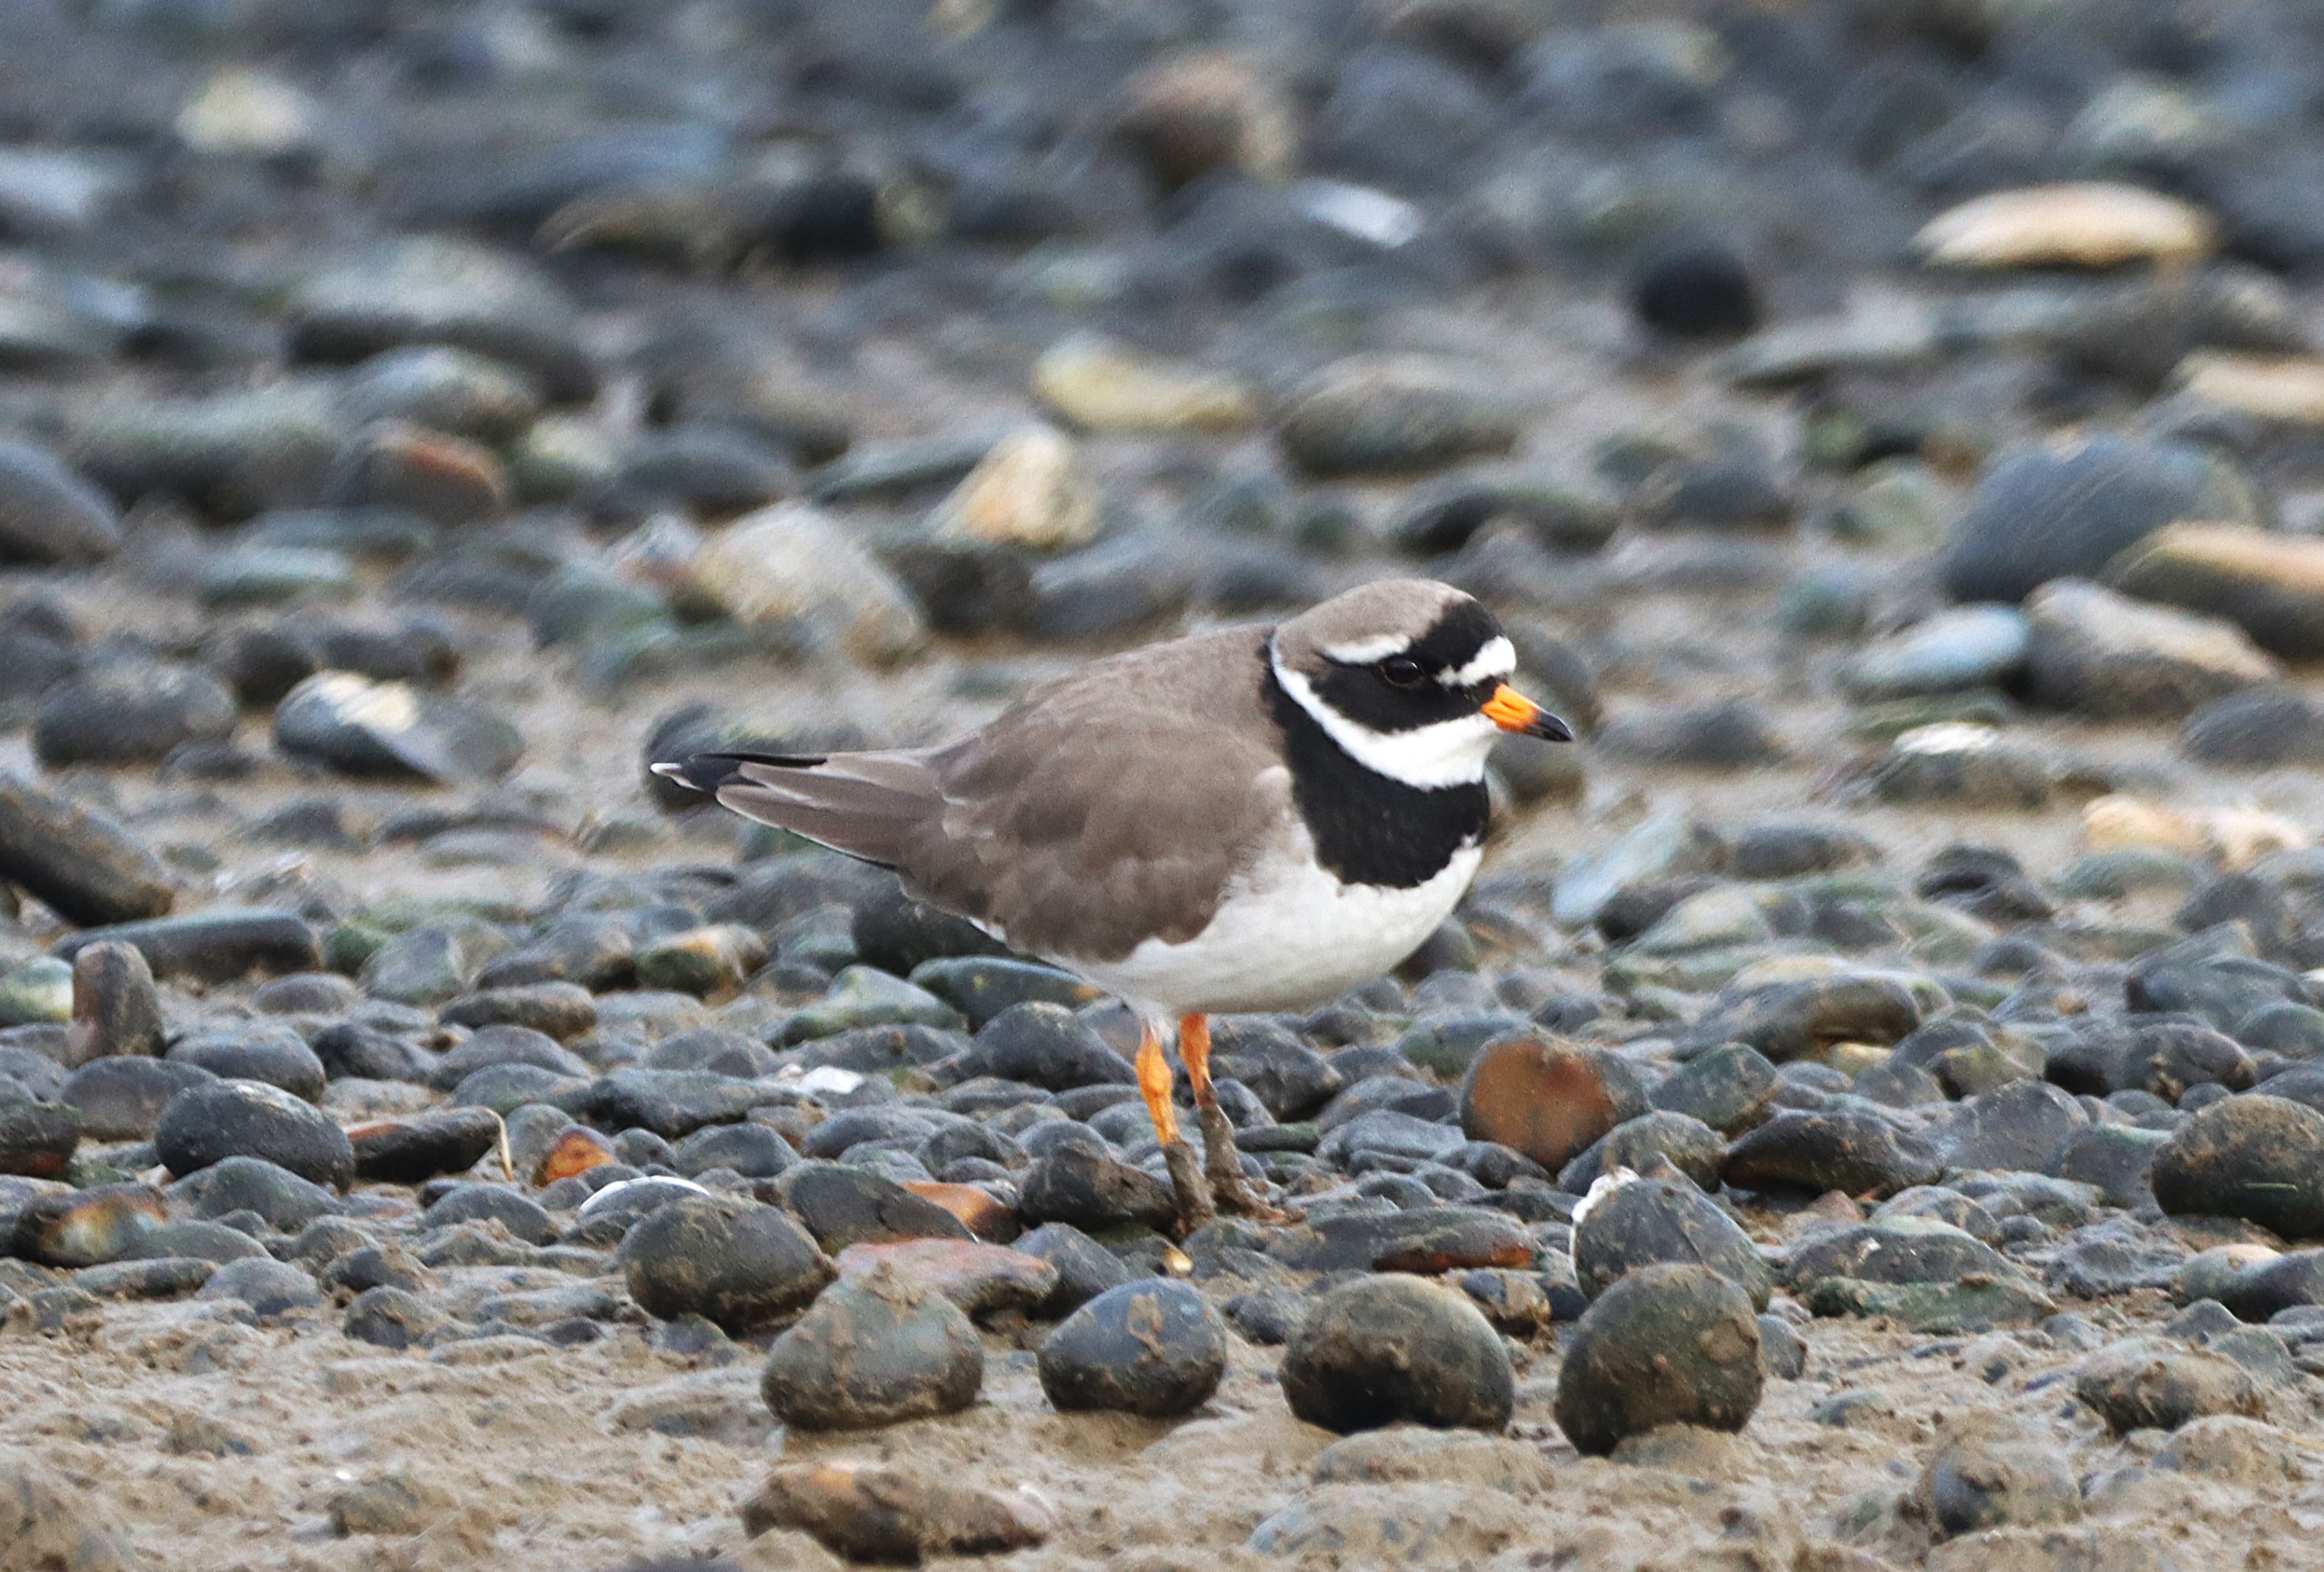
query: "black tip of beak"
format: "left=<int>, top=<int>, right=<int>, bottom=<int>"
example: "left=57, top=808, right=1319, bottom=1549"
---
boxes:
left=1535, top=713, right=1575, bottom=742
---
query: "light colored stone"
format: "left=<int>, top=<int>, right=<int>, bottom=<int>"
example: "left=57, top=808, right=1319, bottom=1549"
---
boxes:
left=2081, top=795, right=2207, bottom=858
left=2176, top=353, right=2324, bottom=426
left=176, top=69, right=320, bottom=157
left=1032, top=334, right=1256, bottom=435
left=2024, top=578, right=2277, bottom=720
left=932, top=425, right=1099, bottom=552
left=696, top=502, right=928, bottom=665
left=1916, top=183, right=2215, bottom=270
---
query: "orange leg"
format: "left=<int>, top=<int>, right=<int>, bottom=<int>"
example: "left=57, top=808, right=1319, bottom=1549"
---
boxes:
left=1181, top=1013, right=1290, bottom=1221
left=1136, top=1018, right=1211, bottom=1235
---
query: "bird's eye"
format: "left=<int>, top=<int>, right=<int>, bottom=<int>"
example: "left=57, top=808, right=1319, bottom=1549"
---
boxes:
left=1379, top=655, right=1427, bottom=689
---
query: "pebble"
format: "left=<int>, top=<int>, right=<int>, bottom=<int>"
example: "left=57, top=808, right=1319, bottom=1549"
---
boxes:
left=1630, top=230, right=1760, bottom=339
left=2074, top=1336, right=2266, bottom=1433
left=1018, top=1142, right=1178, bottom=1233
left=0, top=1100, right=78, bottom=1178
left=1573, top=1174, right=1773, bottom=1310
left=60, top=1056, right=213, bottom=1140
left=2023, top=579, right=2276, bottom=720
left=928, top=424, right=1098, bottom=553
left=66, top=940, right=164, bottom=1064
left=1942, top=435, right=2248, bottom=606
left=833, top=1239, right=1053, bottom=1320
left=188, top=1155, right=343, bottom=1230
left=1916, top=183, right=2216, bottom=269
left=760, top=1260, right=984, bottom=1431
left=1014, top=1221, right=1135, bottom=1316
left=1457, top=1033, right=1642, bottom=1173
left=197, top=1255, right=321, bottom=1320
left=1279, top=1273, right=1514, bottom=1434
left=154, top=1078, right=355, bottom=1189
left=424, top=1183, right=552, bottom=1245
left=1914, top=1416, right=2083, bottom=1540
left=33, top=661, right=236, bottom=768
left=1032, top=337, right=1256, bottom=437
left=287, top=237, right=592, bottom=400
left=1552, top=1262, right=1764, bottom=1457
left=2112, top=524, right=2324, bottom=662
left=1278, top=357, right=1520, bottom=478
left=274, top=672, right=522, bottom=785
left=52, top=910, right=323, bottom=984
left=693, top=503, right=927, bottom=667
left=1037, top=1278, right=1228, bottom=1418
left=167, top=1024, right=326, bottom=1101
left=2153, top=1094, right=2324, bottom=1239
left=619, top=1195, right=833, bottom=1334
left=1113, top=49, right=1296, bottom=188
left=1840, top=607, right=2030, bottom=703
left=10, top=1181, right=165, bottom=1266
left=739, top=1461, right=1048, bottom=1563
left=0, top=438, right=122, bottom=563
left=777, top=1162, right=975, bottom=1253
left=1721, top=1108, right=1942, bottom=1199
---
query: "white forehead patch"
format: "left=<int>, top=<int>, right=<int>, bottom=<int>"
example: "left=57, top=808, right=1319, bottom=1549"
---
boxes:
left=1440, top=635, right=1515, bottom=689
left=1319, top=633, right=1412, bottom=665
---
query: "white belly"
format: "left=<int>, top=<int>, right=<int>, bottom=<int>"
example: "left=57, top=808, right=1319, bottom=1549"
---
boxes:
left=1043, top=843, right=1484, bottom=1017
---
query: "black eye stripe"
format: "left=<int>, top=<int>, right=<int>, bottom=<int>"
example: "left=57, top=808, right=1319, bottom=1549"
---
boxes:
left=1310, top=664, right=1488, bottom=733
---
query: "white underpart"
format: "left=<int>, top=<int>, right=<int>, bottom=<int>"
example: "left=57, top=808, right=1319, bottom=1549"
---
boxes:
left=1319, top=632, right=1412, bottom=664
left=1270, top=647, right=1502, bottom=789
left=1051, top=787, right=1484, bottom=1016
left=1440, top=635, right=1515, bottom=689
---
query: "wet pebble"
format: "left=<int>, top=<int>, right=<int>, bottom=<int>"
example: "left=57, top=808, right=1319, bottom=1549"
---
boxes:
left=2153, top=1094, right=2324, bottom=1239
left=34, top=661, right=236, bottom=769
left=1573, top=1174, right=1773, bottom=1310
left=0, top=1100, right=79, bottom=1178
left=1914, top=1416, right=2083, bottom=1540
left=61, top=1056, right=213, bottom=1141
left=1014, top=1221, right=1134, bottom=1316
left=0, top=438, right=122, bottom=564
left=1457, top=1033, right=1643, bottom=1173
left=760, top=1260, right=984, bottom=1431
left=1280, top=1273, right=1514, bottom=1435
left=2075, top=1336, right=2266, bottom=1433
left=1017, top=1141, right=1178, bottom=1233
left=739, top=1461, right=1048, bottom=1563
left=197, top=1255, right=321, bottom=1320
left=275, top=672, right=522, bottom=785
left=1553, top=1262, right=1764, bottom=1457
left=1037, top=1278, right=1228, bottom=1418
left=10, top=1181, right=165, bottom=1266
left=154, top=1079, right=354, bottom=1189
left=1721, top=1107, right=1941, bottom=1199
left=619, top=1195, right=832, bottom=1334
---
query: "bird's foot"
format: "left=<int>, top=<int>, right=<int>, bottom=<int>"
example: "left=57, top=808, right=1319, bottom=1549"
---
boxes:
left=1197, top=1103, right=1296, bottom=1224
left=1160, top=1136, right=1215, bottom=1237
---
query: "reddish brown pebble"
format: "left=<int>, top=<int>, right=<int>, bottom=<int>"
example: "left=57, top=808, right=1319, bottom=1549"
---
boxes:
left=740, top=1461, right=1048, bottom=1562
left=902, top=1180, right=1018, bottom=1241
left=1457, top=1033, right=1640, bottom=1172
left=538, top=1125, right=616, bottom=1185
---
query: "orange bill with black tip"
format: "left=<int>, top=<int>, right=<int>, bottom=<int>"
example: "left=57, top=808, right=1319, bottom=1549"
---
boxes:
left=1481, top=683, right=1574, bottom=741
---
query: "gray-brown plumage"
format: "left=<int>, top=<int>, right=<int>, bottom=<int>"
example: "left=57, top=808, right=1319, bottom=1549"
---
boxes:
left=692, top=625, right=1286, bottom=964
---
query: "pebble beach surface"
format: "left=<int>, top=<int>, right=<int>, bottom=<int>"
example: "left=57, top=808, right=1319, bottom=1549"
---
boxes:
left=10, top=0, right=2324, bottom=1568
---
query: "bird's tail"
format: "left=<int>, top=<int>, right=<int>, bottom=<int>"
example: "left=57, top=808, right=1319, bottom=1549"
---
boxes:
left=652, top=750, right=940, bottom=870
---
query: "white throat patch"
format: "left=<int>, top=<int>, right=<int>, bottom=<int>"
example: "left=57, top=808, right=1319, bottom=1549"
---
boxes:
left=1271, top=645, right=1501, bottom=789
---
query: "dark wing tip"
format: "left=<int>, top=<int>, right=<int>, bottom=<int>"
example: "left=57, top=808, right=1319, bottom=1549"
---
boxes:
left=651, top=750, right=831, bottom=793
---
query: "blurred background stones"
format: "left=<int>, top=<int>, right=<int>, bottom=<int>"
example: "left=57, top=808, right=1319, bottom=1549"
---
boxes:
left=2, top=0, right=2324, bottom=1564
